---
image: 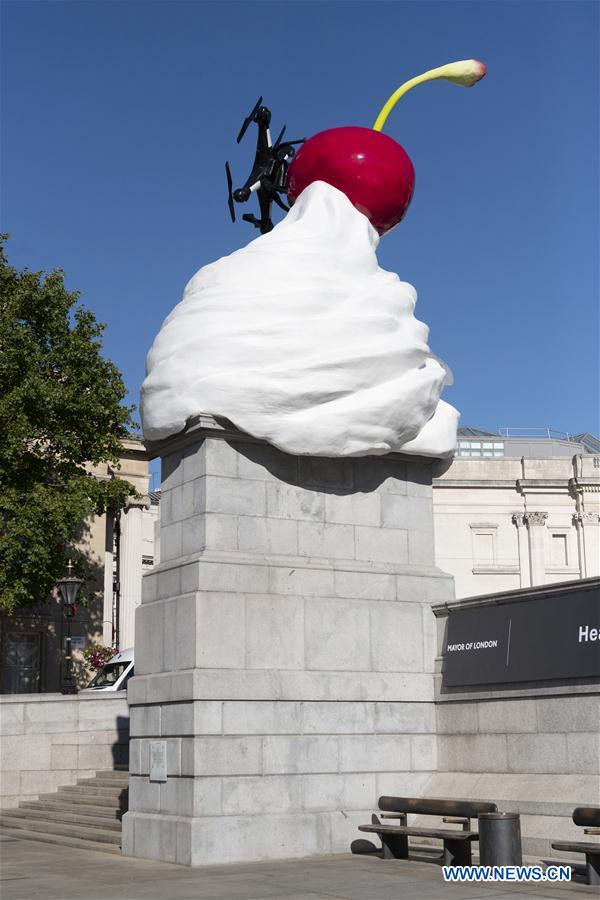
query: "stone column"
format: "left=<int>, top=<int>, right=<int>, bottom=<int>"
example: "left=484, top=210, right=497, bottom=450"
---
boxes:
left=102, top=512, right=115, bottom=646
left=122, top=416, right=454, bottom=866
left=512, top=513, right=530, bottom=588
left=578, top=512, right=600, bottom=579
left=119, top=497, right=150, bottom=649
left=573, top=513, right=585, bottom=577
left=524, top=511, right=548, bottom=586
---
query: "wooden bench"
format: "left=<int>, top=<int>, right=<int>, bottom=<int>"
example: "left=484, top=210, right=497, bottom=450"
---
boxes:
left=551, top=807, right=600, bottom=885
left=358, top=796, right=498, bottom=865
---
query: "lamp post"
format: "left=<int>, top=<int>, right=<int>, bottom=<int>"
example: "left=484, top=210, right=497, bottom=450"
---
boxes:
left=58, top=560, right=82, bottom=695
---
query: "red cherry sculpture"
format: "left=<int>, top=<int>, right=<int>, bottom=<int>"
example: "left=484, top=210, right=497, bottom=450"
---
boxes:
left=287, top=127, right=415, bottom=236
left=286, top=60, right=486, bottom=236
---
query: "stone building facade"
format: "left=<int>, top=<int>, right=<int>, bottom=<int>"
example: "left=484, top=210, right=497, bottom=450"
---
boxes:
left=433, top=430, right=600, bottom=599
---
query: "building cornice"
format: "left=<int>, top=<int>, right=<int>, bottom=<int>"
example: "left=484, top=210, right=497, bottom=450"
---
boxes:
left=432, top=575, right=600, bottom=616
left=433, top=479, right=517, bottom=488
left=570, top=476, right=600, bottom=494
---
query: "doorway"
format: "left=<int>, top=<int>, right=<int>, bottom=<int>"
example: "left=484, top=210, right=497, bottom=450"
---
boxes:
left=1, top=631, right=42, bottom=692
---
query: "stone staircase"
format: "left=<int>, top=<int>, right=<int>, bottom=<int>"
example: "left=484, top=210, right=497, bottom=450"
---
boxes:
left=0, top=768, right=128, bottom=854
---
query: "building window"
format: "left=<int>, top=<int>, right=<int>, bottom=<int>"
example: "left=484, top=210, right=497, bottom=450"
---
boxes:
left=550, top=533, right=568, bottom=567
left=470, top=524, right=498, bottom=566
left=473, top=532, right=495, bottom=563
left=457, top=440, right=504, bottom=458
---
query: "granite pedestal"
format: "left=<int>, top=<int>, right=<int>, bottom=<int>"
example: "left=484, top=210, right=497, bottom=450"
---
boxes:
left=122, top=415, right=454, bottom=865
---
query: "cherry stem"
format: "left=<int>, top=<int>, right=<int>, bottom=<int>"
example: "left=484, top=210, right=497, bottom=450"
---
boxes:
left=373, top=60, right=486, bottom=132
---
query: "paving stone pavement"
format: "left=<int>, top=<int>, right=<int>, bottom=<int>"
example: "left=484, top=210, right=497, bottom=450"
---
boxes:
left=0, top=834, right=596, bottom=900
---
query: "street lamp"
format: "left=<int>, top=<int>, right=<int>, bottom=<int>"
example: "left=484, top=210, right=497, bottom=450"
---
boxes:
left=58, top=560, right=82, bottom=695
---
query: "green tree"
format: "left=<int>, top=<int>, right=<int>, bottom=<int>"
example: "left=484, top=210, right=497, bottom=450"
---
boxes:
left=0, top=237, right=136, bottom=612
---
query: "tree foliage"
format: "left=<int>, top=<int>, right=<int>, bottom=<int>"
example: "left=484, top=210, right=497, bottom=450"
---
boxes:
left=0, top=237, right=136, bottom=612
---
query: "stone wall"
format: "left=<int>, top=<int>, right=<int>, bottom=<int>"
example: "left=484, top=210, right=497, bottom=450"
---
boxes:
left=0, top=693, right=129, bottom=809
left=429, top=694, right=600, bottom=857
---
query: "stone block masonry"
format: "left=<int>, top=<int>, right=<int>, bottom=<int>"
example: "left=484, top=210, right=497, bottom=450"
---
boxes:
left=123, top=416, right=452, bottom=865
left=0, top=693, right=129, bottom=809
left=427, top=693, right=600, bottom=858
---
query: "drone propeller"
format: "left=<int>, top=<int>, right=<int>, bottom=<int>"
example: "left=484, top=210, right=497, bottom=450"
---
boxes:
left=272, top=125, right=286, bottom=151
left=225, top=161, right=235, bottom=223
left=236, top=96, right=263, bottom=144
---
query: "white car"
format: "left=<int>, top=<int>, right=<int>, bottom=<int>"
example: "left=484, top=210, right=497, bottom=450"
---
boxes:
left=81, top=648, right=134, bottom=692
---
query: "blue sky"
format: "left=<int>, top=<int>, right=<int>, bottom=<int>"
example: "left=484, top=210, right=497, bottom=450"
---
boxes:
left=2, top=0, right=598, bottom=440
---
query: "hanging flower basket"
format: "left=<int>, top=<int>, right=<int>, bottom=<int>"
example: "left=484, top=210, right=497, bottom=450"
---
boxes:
left=83, top=644, right=117, bottom=672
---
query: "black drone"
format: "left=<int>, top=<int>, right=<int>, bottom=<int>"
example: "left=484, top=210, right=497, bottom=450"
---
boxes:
left=226, top=97, right=305, bottom=234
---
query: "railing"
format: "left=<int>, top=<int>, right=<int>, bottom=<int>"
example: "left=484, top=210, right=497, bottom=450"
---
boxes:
left=497, top=427, right=573, bottom=441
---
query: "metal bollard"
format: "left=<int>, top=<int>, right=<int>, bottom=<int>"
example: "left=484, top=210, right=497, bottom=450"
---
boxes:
left=478, top=812, right=523, bottom=866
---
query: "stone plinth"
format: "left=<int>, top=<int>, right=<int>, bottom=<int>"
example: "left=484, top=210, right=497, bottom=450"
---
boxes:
left=122, top=415, right=453, bottom=865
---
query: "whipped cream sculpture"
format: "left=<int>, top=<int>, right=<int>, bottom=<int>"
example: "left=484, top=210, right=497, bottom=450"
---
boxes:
left=141, top=60, right=486, bottom=458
